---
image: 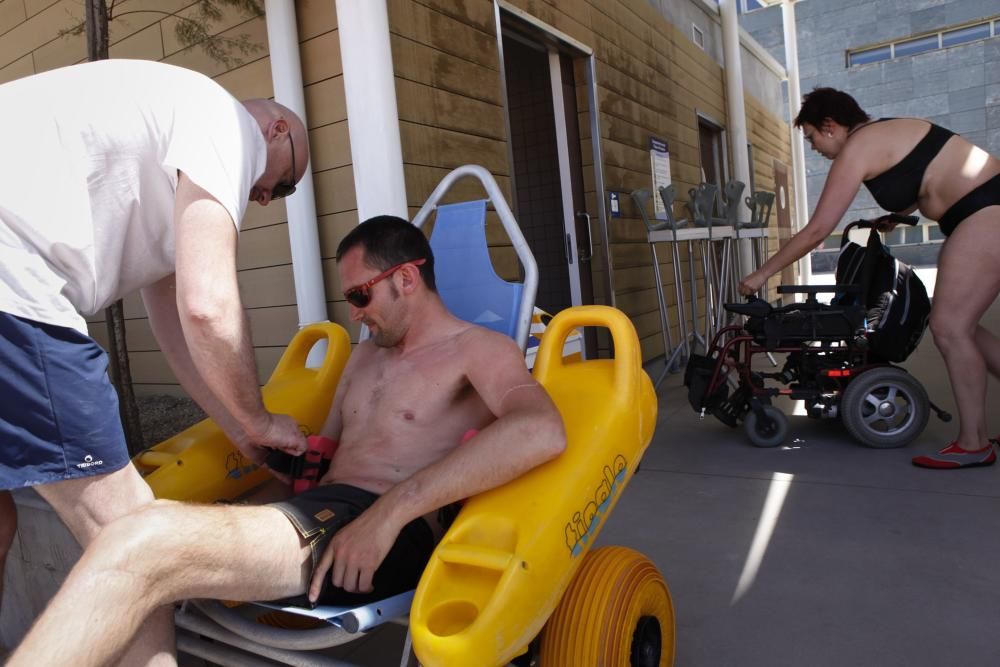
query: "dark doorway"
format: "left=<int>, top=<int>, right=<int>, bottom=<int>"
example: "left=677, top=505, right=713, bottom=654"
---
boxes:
left=502, top=36, right=572, bottom=315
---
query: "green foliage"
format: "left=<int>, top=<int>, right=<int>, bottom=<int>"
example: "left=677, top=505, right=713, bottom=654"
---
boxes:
left=61, top=0, right=266, bottom=68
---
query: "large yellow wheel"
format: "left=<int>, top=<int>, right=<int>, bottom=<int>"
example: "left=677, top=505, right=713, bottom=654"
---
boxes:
left=539, top=546, right=674, bottom=667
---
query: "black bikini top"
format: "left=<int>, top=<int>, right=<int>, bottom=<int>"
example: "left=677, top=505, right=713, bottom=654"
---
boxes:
left=861, top=118, right=955, bottom=213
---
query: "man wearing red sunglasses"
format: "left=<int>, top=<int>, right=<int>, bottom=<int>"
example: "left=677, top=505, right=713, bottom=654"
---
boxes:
left=0, top=60, right=309, bottom=665
left=10, top=216, right=567, bottom=666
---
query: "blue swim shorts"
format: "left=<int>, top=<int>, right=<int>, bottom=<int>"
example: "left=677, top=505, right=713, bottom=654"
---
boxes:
left=0, top=311, right=131, bottom=489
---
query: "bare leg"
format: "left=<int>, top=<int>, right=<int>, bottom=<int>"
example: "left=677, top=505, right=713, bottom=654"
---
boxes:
left=9, top=498, right=309, bottom=667
left=973, top=325, right=1000, bottom=380
left=32, top=465, right=173, bottom=666
left=928, top=209, right=1000, bottom=452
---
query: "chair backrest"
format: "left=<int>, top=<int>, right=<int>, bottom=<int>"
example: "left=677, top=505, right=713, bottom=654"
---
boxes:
left=745, top=190, right=776, bottom=228
left=429, top=200, right=525, bottom=342
left=412, top=165, right=537, bottom=351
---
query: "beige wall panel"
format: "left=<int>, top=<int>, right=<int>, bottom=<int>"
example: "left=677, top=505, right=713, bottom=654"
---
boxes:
left=247, top=305, right=301, bottom=348
left=487, top=246, right=520, bottom=283
left=632, top=309, right=669, bottom=343
left=0, top=0, right=82, bottom=71
left=503, top=0, right=593, bottom=46
left=130, top=350, right=176, bottom=385
left=243, top=199, right=289, bottom=231
left=613, top=262, right=658, bottom=293
left=597, top=64, right=670, bottom=117
left=238, top=223, right=292, bottom=271
left=412, top=0, right=494, bottom=32
left=313, top=165, right=357, bottom=216
left=0, top=1, right=27, bottom=33
left=255, top=346, right=284, bottom=384
left=399, top=121, right=508, bottom=175
left=611, top=241, right=657, bottom=271
left=388, top=0, right=496, bottom=69
left=123, top=291, right=145, bottom=319
left=132, top=345, right=282, bottom=387
left=90, top=326, right=109, bottom=351
left=317, top=211, right=360, bottom=258
left=24, top=0, right=60, bottom=19
left=591, top=2, right=652, bottom=51
left=638, top=330, right=664, bottom=362
left=163, top=18, right=268, bottom=78
left=321, top=256, right=345, bottom=299
left=108, top=23, right=164, bottom=61
left=0, top=53, right=33, bottom=84
left=391, top=34, right=500, bottom=105
left=214, top=56, right=273, bottom=99
left=238, top=264, right=297, bottom=309
left=297, top=0, right=337, bottom=40
left=615, top=286, right=666, bottom=317
left=134, top=383, right=189, bottom=398
left=395, top=78, right=506, bottom=141
left=31, top=32, right=84, bottom=74
left=300, top=30, right=341, bottom=84
left=124, top=305, right=303, bottom=354
left=328, top=300, right=361, bottom=341
left=305, top=75, right=347, bottom=127
left=161, top=3, right=261, bottom=57
left=402, top=164, right=511, bottom=208
left=106, top=0, right=189, bottom=45
left=309, top=120, right=351, bottom=171
left=124, top=318, right=156, bottom=352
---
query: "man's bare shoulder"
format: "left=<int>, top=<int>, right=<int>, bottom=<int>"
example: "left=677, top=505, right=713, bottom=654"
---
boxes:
left=453, top=323, right=525, bottom=359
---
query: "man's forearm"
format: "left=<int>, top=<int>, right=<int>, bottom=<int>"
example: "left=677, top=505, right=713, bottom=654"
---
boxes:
left=158, top=333, right=246, bottom=440
left=179, top=303, right=270, bottom=440
left=377, top=407, right=565, bottom=528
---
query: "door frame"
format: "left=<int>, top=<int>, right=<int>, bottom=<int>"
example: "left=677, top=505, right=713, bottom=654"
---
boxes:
left=494, top=0, right=615, bottom=307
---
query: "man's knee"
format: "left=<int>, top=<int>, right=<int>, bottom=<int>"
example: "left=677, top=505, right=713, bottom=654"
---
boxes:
left=88, top=500, right=184, bottom=580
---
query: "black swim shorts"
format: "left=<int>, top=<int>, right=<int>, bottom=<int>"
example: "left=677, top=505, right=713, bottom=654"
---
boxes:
left=270, top=483, right=457, bottom=607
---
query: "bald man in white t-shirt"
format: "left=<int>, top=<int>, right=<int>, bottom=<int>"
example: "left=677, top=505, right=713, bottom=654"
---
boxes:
left=0, top=59, right=310, bottom=665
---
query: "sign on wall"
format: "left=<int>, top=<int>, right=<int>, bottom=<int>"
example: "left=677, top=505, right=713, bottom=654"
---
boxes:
left=649, top=136, right=672, bottom=220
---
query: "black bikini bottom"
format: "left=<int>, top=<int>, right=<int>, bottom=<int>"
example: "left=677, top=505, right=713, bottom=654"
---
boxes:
left=938, top=173, right=1000, bottom=236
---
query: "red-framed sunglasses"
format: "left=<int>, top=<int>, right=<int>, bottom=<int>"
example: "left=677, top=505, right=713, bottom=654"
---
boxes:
left=343, top=258, right=426, bottom=308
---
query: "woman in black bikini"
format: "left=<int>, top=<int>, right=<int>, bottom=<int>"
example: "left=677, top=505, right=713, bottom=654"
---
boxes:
left=739, top=87, right=1000, bottom=469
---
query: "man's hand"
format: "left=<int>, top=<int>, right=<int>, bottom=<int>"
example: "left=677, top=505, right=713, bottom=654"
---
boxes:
left=235, top=413, right=307, bottom=466
left=739, top=271, right=766, bottom=296
left=309, top=504, right=402, bottom=603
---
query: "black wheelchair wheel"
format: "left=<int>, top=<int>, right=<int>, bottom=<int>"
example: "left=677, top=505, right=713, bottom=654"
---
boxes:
left=744, top=405, right=788, bottom=448
left=840, top=366, right=929, bottom=448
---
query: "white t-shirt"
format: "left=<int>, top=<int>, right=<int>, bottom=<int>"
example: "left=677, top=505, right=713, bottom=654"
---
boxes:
left=0, top=59, right=267, bottom=333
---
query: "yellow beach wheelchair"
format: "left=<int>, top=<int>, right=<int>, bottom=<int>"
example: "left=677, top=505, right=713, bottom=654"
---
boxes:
left=132, top=166, right=674, bottom=666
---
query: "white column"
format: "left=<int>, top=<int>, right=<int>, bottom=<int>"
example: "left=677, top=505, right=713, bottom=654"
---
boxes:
left=782, top=0, right=811, bottom=286
left=719, top=0, right=754, bottom=276
left=265, top=0, right=328, bottom=365
left=336, top=0, right=408, bottom=221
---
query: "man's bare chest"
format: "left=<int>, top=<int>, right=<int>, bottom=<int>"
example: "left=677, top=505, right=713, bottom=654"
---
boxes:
left=343, top=351, right=472, bottom=427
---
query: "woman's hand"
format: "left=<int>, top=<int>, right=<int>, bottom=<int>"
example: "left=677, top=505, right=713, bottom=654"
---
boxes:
left=871, top=214, right=899, bottom=233
left=738, top=272, right=766, bottom=296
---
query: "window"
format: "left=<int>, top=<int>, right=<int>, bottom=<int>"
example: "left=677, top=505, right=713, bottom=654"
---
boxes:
left=849, top=45, right=891, bottom=66
left=943, top=23, right=991, bottom=47
left=740, top=0, right=766, bottom=12
left=692, top=24, right=705, bottom=50
left=893, top=34, right=938, bottom=58
left=848, top=16, right=997, bottom=68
